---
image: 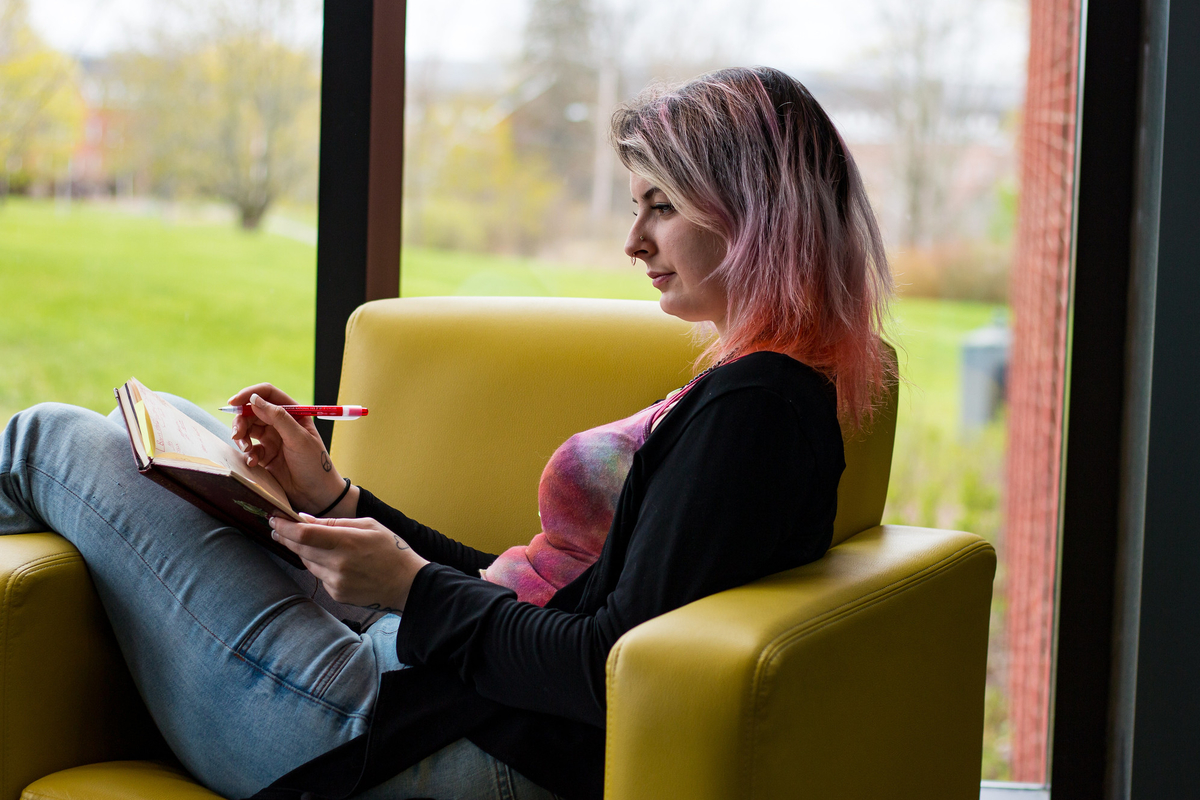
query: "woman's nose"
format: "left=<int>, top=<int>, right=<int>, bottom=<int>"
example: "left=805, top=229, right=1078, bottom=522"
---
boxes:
left=625, top=225, right=649, bottom=260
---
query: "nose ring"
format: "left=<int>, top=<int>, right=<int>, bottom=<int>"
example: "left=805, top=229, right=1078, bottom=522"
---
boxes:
left=630, top=255, right=636, bottom=266
left=640, top=235, right=645, bottom=241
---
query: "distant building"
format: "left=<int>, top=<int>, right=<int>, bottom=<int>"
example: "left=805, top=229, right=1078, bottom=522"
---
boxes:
left=404, top=58, right=1021, bottom=260
left=70, top=57, right=136, bottom=196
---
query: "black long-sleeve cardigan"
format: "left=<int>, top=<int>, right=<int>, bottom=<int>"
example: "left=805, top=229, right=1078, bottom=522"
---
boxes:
left=255, top=351, right=845, bottom=800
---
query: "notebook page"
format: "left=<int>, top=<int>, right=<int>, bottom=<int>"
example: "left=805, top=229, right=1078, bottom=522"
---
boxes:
left=133, top=380, right=294, bottom=511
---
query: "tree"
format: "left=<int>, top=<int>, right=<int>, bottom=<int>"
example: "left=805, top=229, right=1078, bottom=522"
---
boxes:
left=513, top=0, right=598, bottom=202
left=873, top=0, right=985, bottom=247
left=403, top=83, right=563, bottom=255
left=0, top=0, right=83, bottom=196
left=122, top=0, right=319, bottom=229
left=421, top=116, right=561, bottom=254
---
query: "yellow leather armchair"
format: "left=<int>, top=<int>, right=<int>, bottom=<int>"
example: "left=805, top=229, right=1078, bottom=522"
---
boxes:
left=9, top=297, right=995, bottom=800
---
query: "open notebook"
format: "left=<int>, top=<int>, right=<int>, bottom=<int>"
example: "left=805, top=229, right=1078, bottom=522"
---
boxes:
left=114, top=377, right=305, bottom=569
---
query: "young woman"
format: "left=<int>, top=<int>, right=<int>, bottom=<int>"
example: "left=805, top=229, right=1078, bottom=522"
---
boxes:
left=0, top=67, right=891, bottom=800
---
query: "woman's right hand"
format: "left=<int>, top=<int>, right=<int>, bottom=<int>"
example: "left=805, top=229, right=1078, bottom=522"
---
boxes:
left=227, top=383, right=357, bottom=516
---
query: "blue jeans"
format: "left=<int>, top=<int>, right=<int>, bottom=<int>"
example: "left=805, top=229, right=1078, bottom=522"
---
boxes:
left=0, top=399, right=558, bottom=800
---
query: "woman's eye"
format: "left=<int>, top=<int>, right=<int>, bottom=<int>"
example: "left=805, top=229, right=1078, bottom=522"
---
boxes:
left=652, top=203, right=674, bottom=215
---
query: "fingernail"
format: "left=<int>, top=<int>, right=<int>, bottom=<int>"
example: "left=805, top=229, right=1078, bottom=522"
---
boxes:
left=271, top=530, right=279, bottom=541
left=268, top=516, right=276, bottom=528
left=250, top=393, right=262, bottom=405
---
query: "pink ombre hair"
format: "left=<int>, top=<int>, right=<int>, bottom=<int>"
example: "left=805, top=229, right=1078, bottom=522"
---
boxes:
left=611, top=67, right=894, bottom=429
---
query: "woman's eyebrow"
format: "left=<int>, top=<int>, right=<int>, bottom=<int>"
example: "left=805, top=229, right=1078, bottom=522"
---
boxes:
left=633, top=186, right=664, bottom=203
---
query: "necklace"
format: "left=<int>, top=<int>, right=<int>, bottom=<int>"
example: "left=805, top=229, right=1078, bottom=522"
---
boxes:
left=688, top=361, right=722, bottom=386
left=648, top=354, right=744, bottom=434
left=683, top=353, right=739, bottom=390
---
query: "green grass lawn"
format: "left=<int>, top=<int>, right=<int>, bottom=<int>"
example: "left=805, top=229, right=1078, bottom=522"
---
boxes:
left=0, top=200, right=666, bottom=423
left=0, top=198, right=1002, bottom=426
left=0, top=199, right=318, bottom=422
left=889, top=297, right=1004, bottom=429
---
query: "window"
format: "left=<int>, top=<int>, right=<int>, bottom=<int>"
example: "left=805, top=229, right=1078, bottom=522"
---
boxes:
left=402, top=0, right=1042, bottom=783
left=2, top=0, right=324, bottom=421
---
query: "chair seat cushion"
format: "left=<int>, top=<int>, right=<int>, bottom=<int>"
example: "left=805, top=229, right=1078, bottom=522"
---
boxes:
left=22, top=761, right=224, bottom=800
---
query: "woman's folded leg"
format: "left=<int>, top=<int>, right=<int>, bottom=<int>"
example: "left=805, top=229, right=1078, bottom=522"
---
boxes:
left=0, top=402, right=387, bottom=798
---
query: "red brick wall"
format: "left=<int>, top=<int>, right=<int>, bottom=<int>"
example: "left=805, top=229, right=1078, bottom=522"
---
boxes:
left=1005, top=0, right=1081, bottom=783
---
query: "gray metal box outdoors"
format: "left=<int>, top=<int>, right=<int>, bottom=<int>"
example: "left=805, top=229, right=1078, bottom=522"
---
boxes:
left=961, top=323, right=1011, bottom=432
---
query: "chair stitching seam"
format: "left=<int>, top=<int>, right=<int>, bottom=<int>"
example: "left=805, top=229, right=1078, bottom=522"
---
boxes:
left=745, top=542, right=994, bottom=771
left=3, top=549, right=85, bottom=794
left=22, top=465, right=371, bottom=722
left=607, top=536, right=992, bottom=798
left=754, top=542, right=991, bottom=686
left=603, top=637, right=627, bottom=794
left=762, top=539, right=992, bottom=658
left=742, top=632, right=761, bottom=800
left=0, top=455, right=59, bottom=791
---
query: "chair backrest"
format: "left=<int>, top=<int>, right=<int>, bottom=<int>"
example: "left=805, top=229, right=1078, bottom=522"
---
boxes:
left=332, top=297, right=895, bottom=555
left=833, top=353, right=897, bottom=546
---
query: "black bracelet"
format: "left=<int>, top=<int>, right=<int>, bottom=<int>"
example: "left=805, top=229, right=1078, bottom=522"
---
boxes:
left=314, top=478, right=352, bottom=517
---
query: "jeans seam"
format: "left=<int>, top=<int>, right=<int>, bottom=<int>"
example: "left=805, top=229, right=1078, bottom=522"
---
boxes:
left=311, top=639, right=362, bottom=700
left=235, top=595, right=307, bottom=654
left=495, top=755, right=516, bottom=800
left=25, top=464, right=371, bottom=722
left=4, top=458, right=47, bottom=530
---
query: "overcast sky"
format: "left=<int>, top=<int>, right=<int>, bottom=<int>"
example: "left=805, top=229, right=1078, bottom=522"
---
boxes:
left=30, top=0, right=1028, bottom=83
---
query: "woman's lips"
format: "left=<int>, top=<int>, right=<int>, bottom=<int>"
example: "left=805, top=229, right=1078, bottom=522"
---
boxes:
left=648, top=271, right=673, bottom=290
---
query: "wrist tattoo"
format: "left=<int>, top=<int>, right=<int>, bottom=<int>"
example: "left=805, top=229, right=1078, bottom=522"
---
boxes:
left=394, top=535, right=410, bottom=552
left=321, top=453, right=332, bottom=472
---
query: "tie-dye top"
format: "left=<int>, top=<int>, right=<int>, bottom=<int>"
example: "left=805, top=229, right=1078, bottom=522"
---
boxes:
left=482, top=399, right=669, bottom=606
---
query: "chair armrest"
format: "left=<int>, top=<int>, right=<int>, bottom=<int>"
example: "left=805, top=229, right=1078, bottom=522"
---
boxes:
left=0, top=534, right=168, bottom=800
left=604, top=525, right=996, bottom=800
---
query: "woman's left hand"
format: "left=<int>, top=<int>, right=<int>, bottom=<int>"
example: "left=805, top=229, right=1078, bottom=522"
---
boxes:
left=270, top=514, right=429, bottom=613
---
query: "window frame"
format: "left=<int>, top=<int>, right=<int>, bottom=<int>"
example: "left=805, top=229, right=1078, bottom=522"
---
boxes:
left=312, top=2, right=1200, bottom=796
left=313, top=0, right=405, bottom=446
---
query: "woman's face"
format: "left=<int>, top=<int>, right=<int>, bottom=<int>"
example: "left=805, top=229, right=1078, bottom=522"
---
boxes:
left=626, top=174, right=728, bottom=336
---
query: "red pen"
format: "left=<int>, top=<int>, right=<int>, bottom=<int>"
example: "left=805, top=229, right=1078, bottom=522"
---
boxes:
left=219, top=405, right=369, bottom=420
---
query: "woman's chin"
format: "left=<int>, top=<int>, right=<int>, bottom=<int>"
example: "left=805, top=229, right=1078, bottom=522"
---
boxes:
left=658, top=298, right=726, bottom=336
left=658, top=296, right=697, bottom=324
left=657, top=295, right=682, bottom=320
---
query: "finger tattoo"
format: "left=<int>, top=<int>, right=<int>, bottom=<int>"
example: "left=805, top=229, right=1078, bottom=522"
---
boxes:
left=321, top=453, right=332, bottom=472
left=394, top=535, right=410, bottom=552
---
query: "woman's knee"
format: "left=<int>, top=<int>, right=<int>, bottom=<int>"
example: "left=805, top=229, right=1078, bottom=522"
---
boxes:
left=10, top=402, right=108, bottom=439
left=1, top=403, right=118, bottom=478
